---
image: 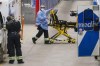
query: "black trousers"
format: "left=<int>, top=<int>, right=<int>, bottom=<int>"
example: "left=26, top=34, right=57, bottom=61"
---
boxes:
left=7, top=32, right=22, bottom=57
left=36, top=25, right=49, bottom=39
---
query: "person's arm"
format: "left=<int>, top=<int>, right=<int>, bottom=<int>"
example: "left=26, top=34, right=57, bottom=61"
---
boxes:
left=17, top=21, right=23, bottom=40
left=45, top=8, right=52, bottom=15
left=0, top=12, right=3, bottom=28
left=6, top=21, right=11, bottom=30
left=17, top=21, right=21, bottom=32
left=36, top=11, right=42, bottom=26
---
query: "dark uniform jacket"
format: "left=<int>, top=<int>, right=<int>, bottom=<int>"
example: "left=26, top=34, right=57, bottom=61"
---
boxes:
left=0, top=12, right=3, bottom=29
left=6, top=20, right=21, bottom=34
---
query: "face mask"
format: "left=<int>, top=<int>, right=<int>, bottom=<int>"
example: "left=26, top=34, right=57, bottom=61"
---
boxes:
left=41, top=8, right=45, bottom=11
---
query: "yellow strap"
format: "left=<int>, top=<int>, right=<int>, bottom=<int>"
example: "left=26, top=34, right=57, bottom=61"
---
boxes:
left=50, top=10, right=54, bottom=14
left=50, top=10, right=55, bottom=20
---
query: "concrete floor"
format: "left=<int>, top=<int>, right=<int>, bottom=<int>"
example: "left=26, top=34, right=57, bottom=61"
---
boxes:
left=1, top=24, right=100, bottom=66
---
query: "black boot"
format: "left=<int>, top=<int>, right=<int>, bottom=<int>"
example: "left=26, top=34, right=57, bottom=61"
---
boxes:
left=17, top=59, right=24, bottom=64
left=32, top=37, right=37, bottom=44
left=9, top=60, right=14, bottom=64
left=45, top=40, right=51, bottom=44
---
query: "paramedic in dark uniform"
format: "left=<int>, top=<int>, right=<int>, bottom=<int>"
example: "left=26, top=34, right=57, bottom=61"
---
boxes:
left=6, top=15, right=24, bottom=64
left=0, top=12, right=3, bottom=45
left=0, top=12, right=3, bottom=28
left=32, top=5, right=52, bottom=44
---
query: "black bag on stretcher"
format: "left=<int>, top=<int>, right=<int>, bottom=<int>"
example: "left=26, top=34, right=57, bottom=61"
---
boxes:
left=84, top=8, right=93, bottom=30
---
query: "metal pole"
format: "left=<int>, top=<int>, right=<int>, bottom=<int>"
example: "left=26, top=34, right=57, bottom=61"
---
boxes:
left=36, top=0, right=40, bottom=15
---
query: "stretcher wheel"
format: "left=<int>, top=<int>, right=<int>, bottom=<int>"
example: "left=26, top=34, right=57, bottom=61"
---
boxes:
left=94, top=56, right=100, bottom=61
left=72, top=41, right=75, bottom=43
left=94, top=56, right=98, bottom=60
left=74, top=26, right=77, bottom=32
left=71, top=39, right=76, bottom=43
left=50, top=41, right=54, bottom=44
left=68, top=39, right=71, bottom=43
left=49, top=39, right=54, bottom=44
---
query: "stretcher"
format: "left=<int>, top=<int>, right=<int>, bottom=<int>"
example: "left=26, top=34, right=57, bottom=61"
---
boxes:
left=49, top=10, right=76, bottom=44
